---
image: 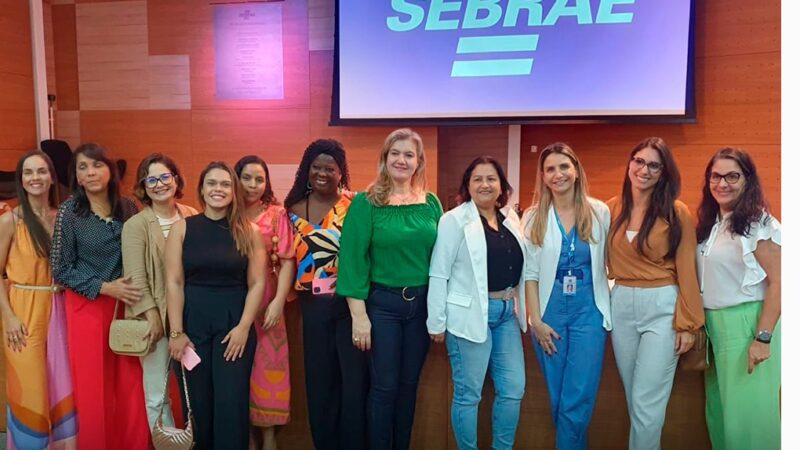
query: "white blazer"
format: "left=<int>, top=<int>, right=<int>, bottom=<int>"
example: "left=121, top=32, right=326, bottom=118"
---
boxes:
left=522, top=197, right=612, bottom=331
left=427, top=201, right=528, bottom=343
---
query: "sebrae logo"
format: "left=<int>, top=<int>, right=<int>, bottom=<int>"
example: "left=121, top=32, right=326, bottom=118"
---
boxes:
left=387, top=0, right=636, bottom=77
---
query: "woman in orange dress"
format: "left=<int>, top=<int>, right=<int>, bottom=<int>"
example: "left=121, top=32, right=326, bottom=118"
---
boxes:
left=0, top=150, right=77, bottom=449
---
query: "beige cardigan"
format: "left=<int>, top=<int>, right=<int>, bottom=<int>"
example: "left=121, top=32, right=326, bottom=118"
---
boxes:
left=121, top=203, right=198, bottom=322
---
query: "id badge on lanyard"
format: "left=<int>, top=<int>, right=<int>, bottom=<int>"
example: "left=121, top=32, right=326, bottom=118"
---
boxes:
left=563, top=271, right=577, bottom=296
left=556, top=212, right=577, bottom=297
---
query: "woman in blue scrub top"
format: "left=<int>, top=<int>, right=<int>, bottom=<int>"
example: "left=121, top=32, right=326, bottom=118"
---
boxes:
left=522, top=143, right=612, bottom=450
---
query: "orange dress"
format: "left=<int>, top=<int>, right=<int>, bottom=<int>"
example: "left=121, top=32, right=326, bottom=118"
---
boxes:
left=5, top=216, right=77, bottom=449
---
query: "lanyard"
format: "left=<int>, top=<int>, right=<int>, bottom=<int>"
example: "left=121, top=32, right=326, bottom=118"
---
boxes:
left=554, top=211, right=576, bottom=274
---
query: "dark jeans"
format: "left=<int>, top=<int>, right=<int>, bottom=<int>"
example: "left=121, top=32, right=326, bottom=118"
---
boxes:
left=366, top=285, right=431, bottom=450
left=299, top=291, right=369, bottom=450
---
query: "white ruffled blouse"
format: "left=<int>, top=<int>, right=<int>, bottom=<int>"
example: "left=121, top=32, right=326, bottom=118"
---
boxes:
left=697, top=212, right=781, bottom=310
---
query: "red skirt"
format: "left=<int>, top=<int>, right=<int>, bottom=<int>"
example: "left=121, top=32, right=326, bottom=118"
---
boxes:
left=64, top=290, right=151, bottom=450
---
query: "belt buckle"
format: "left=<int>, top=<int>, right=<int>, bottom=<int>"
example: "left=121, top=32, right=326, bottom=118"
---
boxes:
left=401, top=287, right=416, bottom=302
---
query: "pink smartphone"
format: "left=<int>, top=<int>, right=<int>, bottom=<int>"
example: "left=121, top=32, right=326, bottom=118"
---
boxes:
left=181, top=347, right=201, bottom=371
left=312, top=277, right=336, bottom=295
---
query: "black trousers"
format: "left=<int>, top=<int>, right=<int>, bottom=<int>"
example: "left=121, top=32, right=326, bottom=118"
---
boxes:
left=184, top=286, right=256, bottom=450
left=299, top=291, right=369, bottom=450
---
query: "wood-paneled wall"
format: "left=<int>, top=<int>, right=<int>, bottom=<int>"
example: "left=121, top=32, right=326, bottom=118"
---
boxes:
left=0, top=0, right=38, bottom=431
left=25, top=0, right=779, bottom=447
left=0, top=0, right=37, bottom=168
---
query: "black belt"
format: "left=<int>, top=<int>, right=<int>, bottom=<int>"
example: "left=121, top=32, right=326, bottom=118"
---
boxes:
left=371, top=283, right=428, bottom=301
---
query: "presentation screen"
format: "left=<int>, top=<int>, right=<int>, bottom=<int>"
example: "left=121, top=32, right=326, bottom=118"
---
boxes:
left=333, top=0, right=695, bottom=124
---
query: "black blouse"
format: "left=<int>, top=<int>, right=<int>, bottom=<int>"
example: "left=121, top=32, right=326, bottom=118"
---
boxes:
left=481, top=211, right=524, bottom=292
left=50, top=197, right=138, bottom=299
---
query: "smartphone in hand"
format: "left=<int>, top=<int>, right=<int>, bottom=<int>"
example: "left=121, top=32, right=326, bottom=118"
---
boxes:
left=312, top=277, right=336, bottom=295
left=181, top=346, right=201, bottom=371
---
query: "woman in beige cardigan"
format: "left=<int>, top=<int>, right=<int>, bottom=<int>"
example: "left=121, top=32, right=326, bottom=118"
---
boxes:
left=122, top=153, right=198, bottom=431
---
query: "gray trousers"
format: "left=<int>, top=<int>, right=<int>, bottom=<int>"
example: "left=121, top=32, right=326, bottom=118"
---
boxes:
left=610, top=284, right=679, bottom=450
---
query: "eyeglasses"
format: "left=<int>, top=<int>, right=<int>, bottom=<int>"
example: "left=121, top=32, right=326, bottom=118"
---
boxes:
left=142, top=173, right=175, bottom=188
left=709, top=171, right=742, bottom=185
left=630, top=157, right=663, bottom=174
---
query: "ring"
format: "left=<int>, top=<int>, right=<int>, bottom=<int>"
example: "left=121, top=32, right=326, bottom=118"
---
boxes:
left=353, top=337, right=360, bottom=342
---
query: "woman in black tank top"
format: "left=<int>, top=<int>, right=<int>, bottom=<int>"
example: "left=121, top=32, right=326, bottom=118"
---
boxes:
left=164, top=161, right=267, bottom=450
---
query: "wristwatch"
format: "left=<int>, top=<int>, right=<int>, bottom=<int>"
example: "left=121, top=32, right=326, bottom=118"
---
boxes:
left=755, top=329, right=772, bottom=344
left=169, top=330, right=184, bottom=339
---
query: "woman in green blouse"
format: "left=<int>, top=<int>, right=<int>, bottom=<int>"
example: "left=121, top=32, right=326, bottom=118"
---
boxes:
left=337, top=128, right=443, bottom=450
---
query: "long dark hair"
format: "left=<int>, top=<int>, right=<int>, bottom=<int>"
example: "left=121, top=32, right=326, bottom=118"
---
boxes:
left=284, top=139, right=350, bottom=209
left=610, top=137, right=683, bottom=260
left=456, top=155, right=513, bottom=207
left=234, top=155, right=278, bottom=205
left=68, top=143, right=125, bottom=220
left=696, top=147, right=769, bottom=242
left=133, top=153, right=185, bottom=206
left=15, top=150, right=60, bottom=258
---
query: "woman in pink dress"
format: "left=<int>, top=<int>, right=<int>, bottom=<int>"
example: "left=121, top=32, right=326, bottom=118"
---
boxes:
left=235, top=155, right=295, bottom=450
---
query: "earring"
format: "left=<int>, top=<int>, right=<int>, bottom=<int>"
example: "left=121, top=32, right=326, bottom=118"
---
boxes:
left=306, top=181, right=313, bottom=192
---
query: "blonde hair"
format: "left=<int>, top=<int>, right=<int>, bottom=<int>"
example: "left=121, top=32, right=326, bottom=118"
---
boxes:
left=197, top=162, right=256, bottom=256
left=366, top=128, right=427, bottom=206
left=529, top=143, right=595, bottom=245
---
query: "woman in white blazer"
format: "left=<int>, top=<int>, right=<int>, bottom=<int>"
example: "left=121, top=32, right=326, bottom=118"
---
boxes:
left=428, top=156, right=527, bottom=450
left=522, top=143, right=611, bottom=450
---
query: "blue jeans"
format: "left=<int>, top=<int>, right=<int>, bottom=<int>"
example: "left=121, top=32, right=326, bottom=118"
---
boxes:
left=366, top=285, right=430, bottom=450
left=446, top=299, right=525, bottom=450
left=535, top=287, right=606, bottom=450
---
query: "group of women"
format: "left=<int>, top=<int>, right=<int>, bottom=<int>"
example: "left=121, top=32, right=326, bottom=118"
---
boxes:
left=0, top=129, right=780, bottom=450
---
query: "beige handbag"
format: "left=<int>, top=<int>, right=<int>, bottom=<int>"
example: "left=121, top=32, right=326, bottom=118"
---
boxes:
left=108, top=300, right=151, bottom=357
left=152, top=366, right=194, bottom=450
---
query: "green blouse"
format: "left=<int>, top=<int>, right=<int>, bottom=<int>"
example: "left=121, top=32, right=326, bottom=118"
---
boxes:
left=336, top=191, right=443, bottom=300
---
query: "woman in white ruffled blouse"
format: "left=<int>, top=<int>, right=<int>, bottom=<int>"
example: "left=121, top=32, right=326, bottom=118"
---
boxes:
left=695, top=147, right=781, bottom=450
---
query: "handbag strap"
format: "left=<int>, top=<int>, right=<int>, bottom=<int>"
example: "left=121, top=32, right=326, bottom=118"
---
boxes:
left=156, top=364, right=193, bottom=423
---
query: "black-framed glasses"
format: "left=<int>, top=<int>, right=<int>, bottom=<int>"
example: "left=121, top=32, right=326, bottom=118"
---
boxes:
left=142, top=172, right=175, bottom=188
left=709, top=171, right=742, bottom=185
left=630, top=157, right=663, bottom=174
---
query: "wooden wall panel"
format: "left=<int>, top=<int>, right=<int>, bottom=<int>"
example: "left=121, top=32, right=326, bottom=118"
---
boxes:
left=0, top=0, right=36, bottom=169
left=76, top=1, right=191, bottom=111
left=44, top=2, right=57, bottom=95
left=308, top=0, right=334, bottom=51
left=694, top=0, right=780, bottom=57
left=53, top=4, right=80, bottom=110
left=80, top=110, right=192, bottom=195
left=55, top=110, right=81, bottom=151
left=148, top=55, right=191, bottom=110
left=76, top=1, right=150, bottom=110
left=437, top=126, right=508, bottom=210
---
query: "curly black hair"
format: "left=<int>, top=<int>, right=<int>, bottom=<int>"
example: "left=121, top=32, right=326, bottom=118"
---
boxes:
left=284, top=139, right=350, bottom=209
